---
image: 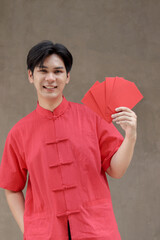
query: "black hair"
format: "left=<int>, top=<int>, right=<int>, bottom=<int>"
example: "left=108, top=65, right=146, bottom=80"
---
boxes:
left=27, top=40, right=73, bottom=74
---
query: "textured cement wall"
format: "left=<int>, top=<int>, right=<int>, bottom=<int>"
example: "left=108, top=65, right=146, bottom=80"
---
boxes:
left=0, top=0, right=160, bottom=239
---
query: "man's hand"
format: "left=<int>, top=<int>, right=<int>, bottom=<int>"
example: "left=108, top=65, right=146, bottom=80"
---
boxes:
left=111, top=107, right=137, bottom=140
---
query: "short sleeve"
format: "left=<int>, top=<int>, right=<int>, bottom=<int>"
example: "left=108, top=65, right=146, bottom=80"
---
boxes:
left=97, top=117, right=124, bottom=172
left=0, top=130, right=27, bottom=191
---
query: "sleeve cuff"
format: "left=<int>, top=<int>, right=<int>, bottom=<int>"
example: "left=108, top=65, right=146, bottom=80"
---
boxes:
left=102, top=145, right=120, bottom=172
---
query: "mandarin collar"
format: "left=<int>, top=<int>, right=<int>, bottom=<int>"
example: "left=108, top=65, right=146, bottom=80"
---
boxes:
left=36, top=96, right=69, bottom=119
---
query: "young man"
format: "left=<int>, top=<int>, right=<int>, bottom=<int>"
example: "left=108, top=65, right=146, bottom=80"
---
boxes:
left=0, top=40, right=137, bottom=240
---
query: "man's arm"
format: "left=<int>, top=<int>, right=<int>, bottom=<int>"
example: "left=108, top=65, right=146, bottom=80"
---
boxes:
left=106, top=107, right=137, bottom=178
left=5, top=189, right=25, bottom=233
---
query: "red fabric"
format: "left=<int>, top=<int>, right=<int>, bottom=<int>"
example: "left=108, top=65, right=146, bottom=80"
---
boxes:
left=0, top=96, right=123, bottom=240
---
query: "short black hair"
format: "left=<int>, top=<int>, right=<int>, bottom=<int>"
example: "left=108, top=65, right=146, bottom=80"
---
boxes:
left=27, top=40, right=73, bottom=74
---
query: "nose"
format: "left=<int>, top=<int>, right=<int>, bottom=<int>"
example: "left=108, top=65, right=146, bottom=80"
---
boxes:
left=45, top=72, right=56, bottom=83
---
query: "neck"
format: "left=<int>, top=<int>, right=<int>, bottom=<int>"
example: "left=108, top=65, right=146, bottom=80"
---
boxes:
left=38, top=95, right=63, bottom=112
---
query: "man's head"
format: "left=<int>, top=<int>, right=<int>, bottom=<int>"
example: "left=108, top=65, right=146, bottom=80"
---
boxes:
left=27, top=41, right=73, bottom=108
left=27, top=40, right=73, bottom=75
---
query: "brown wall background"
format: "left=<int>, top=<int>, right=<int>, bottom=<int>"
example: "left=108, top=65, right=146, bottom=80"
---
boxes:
left=0, top=0, right=160, bottom=239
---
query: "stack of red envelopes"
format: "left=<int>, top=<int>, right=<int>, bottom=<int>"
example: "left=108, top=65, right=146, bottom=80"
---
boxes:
left=81, top=76, right=143, bottom=123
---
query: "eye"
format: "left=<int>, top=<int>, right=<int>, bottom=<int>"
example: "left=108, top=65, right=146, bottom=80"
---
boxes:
left=54, top=70, right=62, bottom=74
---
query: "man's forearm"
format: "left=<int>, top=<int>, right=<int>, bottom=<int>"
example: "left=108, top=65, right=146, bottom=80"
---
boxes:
left=5, top=189, right=25, bottom=233
left=107, top=135, right=136, bottom=178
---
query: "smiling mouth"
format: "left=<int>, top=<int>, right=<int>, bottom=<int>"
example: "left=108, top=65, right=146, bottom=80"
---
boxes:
left=43, top=86, right=57, bottom=89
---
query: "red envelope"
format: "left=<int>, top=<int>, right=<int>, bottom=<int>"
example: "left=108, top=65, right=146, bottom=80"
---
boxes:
left=104, top=77, right=116, bottom=121
left=81, top=81, right=106, bottom=119
left=81, top=77, right=143, bottom=123
left=108, top=77, right=143, bottom=112
left=90, top=81, right=106, bottom=118
left=105, top=77, right=115, bottom=107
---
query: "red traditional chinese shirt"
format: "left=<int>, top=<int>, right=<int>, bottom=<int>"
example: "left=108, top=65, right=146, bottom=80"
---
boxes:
left=0, top=96, right=123, bottom=240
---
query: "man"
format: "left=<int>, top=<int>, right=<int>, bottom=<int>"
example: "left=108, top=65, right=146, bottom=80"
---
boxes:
left=0, top=40, right=137, bottom=240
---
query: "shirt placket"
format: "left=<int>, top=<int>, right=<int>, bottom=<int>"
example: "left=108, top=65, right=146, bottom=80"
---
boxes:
left=47, top=115, right=81, bottom=219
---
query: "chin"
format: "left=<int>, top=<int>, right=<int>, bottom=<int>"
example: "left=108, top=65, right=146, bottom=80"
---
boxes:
left=42, top=93, right=62, bottom=100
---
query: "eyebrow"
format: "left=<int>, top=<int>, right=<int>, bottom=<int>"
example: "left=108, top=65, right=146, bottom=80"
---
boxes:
left=39, top=65, right=64, bottom=70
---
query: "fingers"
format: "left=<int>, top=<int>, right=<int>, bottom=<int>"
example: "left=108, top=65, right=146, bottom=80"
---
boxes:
left=111, top=107, right=137, bottom=123
left=112, top=115, right=133, bottom=123
left=114, top=120, right=136, bottom=126
left=115, top=107, right=132, bottom=113
left=115, top=107, right=137, bottom=116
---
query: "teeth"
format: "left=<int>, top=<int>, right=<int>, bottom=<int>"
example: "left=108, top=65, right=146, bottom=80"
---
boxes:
left=44, top=86, right=56, bottom=89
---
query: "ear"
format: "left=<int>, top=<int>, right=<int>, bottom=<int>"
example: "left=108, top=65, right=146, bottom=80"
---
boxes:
left=28, top=70, right=34, bottom=83
left=66, top=72, right=70, bottom=84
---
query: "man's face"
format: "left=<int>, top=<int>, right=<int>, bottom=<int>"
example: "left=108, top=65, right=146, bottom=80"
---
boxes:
left=28, top=54, right=70, bottom=103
